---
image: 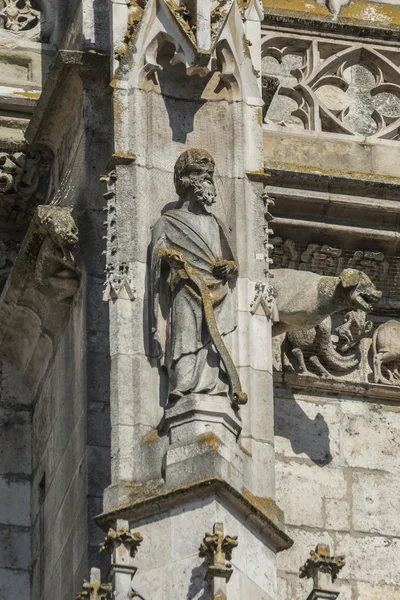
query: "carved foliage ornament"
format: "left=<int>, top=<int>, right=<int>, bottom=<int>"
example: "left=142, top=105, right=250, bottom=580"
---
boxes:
left=99, top=528, right=143, bottom=558
left=262, top=35, right=400, bottom=141
left=76, top=582, right=112, bottom=600
left=199, top=522, right=238, bottom=582
left=300, top=544, right=345, bottom=584
left=0, top=0, right=40, bottom=32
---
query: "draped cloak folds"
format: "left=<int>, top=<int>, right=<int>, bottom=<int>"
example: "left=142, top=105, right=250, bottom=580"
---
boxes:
left=150, top=208, right=238, bottom=398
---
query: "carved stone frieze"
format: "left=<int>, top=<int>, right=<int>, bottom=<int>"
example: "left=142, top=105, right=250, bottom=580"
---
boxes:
left=283, top=310, right=372, bottom=378
left=270, top=237, right=390, bottom=286
left=199, top=522, right=238, bottom=583
left=372, top=320, right=400, bottom=386
left=262, top=33, right=400, bottom=140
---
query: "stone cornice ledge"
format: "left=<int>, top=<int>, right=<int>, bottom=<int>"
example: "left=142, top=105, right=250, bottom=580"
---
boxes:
left=26, top=49, right=109, bottom=143
left=96, top=477, right=293, bottom=553
left=262, top=1, right=400, bottom=42
left=275, top=372, right=400, bottom=402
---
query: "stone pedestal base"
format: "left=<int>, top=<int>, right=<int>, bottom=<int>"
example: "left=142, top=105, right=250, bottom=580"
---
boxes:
left=159, top=394, right=244, bottom=490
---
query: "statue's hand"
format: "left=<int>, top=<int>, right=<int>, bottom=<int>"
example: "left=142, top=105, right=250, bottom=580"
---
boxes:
left=165, top=249, right=185, bottom=270
left=213, top=259, right=238, bottom=280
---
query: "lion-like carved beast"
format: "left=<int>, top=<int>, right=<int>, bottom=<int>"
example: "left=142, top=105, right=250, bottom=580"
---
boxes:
left=272, top=268, right=382, bottom=338
left=35, top=207, right=80, bottom=304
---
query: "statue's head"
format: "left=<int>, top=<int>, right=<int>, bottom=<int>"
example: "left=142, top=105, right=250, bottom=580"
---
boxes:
left=174, top=148, right=216, bottom=211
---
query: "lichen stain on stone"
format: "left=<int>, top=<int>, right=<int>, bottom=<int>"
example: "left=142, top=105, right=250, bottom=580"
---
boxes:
left=197, top=432, right=223, bottom=453
left=141, top=429, right=159, bottom=445
left=263, top=0, right=330, bottom=17
left=13, top=91, right=41, bottom=100
left=242, top=487, right=285, bottom=524
left=341, top=1, right=400, bottom=26
left=238, top=441, right=252, bottom=457
left=263, top=0, right=400, bottom=26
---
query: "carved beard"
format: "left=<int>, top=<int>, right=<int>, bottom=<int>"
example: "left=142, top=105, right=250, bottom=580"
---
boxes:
left=190, top=173, right=216, bottom=212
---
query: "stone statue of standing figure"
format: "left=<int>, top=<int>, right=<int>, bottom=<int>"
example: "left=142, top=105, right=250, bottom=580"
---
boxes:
left=150, top=148, right=247, bottom=407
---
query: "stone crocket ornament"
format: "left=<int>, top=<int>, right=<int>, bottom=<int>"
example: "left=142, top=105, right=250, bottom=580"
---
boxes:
left=150, top=148, right=247, bottom=407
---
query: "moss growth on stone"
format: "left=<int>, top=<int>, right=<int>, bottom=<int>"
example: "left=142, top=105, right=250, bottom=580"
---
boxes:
left=196, top=432, right=223, bottom=453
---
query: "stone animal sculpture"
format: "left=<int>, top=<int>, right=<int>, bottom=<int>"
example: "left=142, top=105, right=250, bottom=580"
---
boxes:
left=372, top=320, right=400, bottom=385
left=284, top=310, right=372, bottom=377
left=35, top=207, right=80, bottom=304
left=272, top=268, right=382, bottom=337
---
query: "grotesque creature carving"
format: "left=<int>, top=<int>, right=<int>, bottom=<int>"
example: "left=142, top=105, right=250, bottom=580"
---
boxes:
left=150, top=148, right=247, bottom=407
left=0, top=151, right=40, bottom=200
left=272, top=268, right=381, bottom=338
left=372, top=320, right=400, bottom=385
left=35, top=207, right=80, bottom=304
left=283, top=310, right=372, bottom=378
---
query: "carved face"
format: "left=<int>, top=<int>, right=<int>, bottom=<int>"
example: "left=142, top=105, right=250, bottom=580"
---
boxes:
left=335, top=310, right=373, bottom=353
left=339, top=269, right=382, bottom=312
left=188, top=164, right=216, bottom=211
left=174, top=148, right=215, bottom=200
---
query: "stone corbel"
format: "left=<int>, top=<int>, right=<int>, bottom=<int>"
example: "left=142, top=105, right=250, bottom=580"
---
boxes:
left=0, top=205, right=81, bottom=391
left=199, top=523, right=238, bottom=598
left=100, top=522, right=144, bottom=598
left=300, top=544, right=345, bottom=600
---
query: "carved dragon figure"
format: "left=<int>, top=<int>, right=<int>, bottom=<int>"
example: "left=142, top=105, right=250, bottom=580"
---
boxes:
left=283, top=310, right=372, bottom=377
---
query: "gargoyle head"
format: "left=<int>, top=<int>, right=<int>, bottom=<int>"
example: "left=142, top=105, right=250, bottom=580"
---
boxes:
left=39, top=207, right=79, bottom=249
left=339, top=268, right=382, bottom=313
left=335, top=310, right=373, bottom=353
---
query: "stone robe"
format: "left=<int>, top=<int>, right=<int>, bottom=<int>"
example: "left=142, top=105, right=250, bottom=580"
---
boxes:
left=150, top=207, right=237, bottom=400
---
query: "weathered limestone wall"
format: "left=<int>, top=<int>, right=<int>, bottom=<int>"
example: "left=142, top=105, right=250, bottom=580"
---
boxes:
left=0, top=361, right=32, bottom=599
left=31, top=301, right=87, bottom=600
left=24, top=41, right=112, bottom=598
left=274, top=387, right=400, bottom=600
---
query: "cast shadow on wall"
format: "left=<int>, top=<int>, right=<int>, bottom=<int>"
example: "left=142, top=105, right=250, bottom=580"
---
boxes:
left=154, top=41, right=231, bottom=143
left=274, top=391, right=333, bottom=466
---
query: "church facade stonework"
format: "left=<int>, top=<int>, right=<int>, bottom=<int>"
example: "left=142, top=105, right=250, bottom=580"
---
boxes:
left=0, top=1, right=400, bottom=600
